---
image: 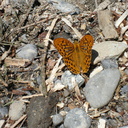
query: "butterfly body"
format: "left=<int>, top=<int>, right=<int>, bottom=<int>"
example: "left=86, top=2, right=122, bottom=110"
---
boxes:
left=54, top=35, right=93, bottom=74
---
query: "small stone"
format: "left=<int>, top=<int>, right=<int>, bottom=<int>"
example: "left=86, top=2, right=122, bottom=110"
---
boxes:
left=120, top=85, right=128, bottom=94
left=0, top=105, right=8, bottom=119
left=54, top=79, right=62, bottom=86
left=64, top=108, right=91, bottom=128
left=61, top=71, right=84, bottom=90
left=20, top=34, right=28, bottom=42
left=101, top=59, right=118, bottom=69
left=92, top=41, right=128, bottom=64
left=107, top=119, right=118, bottom=127
left=63, top=89, right=70, bottom=97
left=84, top=69, right=120, bottom=108
left=36, top=75, right=42, bottom=85
left=16, top=44, right=37, bottom=61
left=52, top=114, right=63, bottom=126
left=63, top=107, right=70, bottom=112
left=9, top=100, right=26, bottom=120
left=49, top=0, right=80, bottom=14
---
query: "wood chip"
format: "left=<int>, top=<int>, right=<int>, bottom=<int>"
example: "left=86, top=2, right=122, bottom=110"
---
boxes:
left=98, top=9, right=118, bottom=40
left=5, top=57, right=29, bottom=67
left=115, top=9, right=128, bottom=28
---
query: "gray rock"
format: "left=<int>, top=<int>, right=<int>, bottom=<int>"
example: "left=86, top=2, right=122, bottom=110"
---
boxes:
left=101, top=59, right=118, bottom=69
left=64, top=108, right=91, bottom=128
left=120, top=85, right=128, bottom=94
left=63, top=107, right=70, bottom=112
left=0, top=106, right=8, bottom=119
left=49, top=0, right=80, bottom=14
left=107, top=119, right=118, bottom=127
left=61, top=71, right=84, bottom=90
left=16, top=44, right=37, bottom=61
left=52, top=114, right=63, bottom=126
left=84, top=69, right=120, bottom=108
left=27, top=93, right=59, bottom=128
left=92, top=41, right=128, bottom=64
left=20, top=34, right=28, bottom=42
left=9, top=100, right=26, bottom=120
left=59, top=124, right=65, bottom=128
left=54, top=79, right=62, bottom=86
left=46, top=0, right=86, bottom=5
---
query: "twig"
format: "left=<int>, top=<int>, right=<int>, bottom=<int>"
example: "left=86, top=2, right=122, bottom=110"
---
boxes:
left=95, top=0, right=98, bottom=9
left=62, top=17, right=82, bottom=39
left=46, top=57, right=63, bottom=92
left=19, top=115, right=27, bottom=128
left=10, top=114, right=27, bottom=128
left=71, top=77, right=82, bottom=100
left=40, top=53, right=47, bottom=96
left=115, top=9, right=128, bottom=28
left=89, top=109, right=110, bottom=118
left=46, top=57, right=62, bottom=86
left=44, top=16, right=60, bottom=47
left=20, top=94, right=43, bottom=100
left=40, top=16, right=59, bottom=96
left=17, top=15, right=56, bottom=31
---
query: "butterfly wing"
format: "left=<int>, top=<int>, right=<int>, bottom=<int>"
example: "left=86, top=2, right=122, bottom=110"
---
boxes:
left=54, top=38, right=80, bottom=74
left=79, top=35, right=93, bottom=73
left=63, top=57, right=80, bottom=74
left=54, top=38, right=74, bottom=58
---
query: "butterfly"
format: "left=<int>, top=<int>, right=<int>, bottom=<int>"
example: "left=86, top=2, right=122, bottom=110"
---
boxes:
left=53, top=35, right=93, bottom=74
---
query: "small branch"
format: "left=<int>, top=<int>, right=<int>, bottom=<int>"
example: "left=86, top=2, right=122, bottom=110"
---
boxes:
left=20, top=94, right=43, bottom=100
left=17, top=15, right=56, bottom=31
left=46, top=57, right=62, bottom=86
left=115, top=9, right=128, bottom=28
left=40, top=16, right=59, bottom=96
left=10, top=115, right=27, bottom=128
left=62, top=17, right=82, bottom=39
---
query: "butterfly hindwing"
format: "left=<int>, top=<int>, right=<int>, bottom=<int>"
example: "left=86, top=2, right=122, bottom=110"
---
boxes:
left=81, top=53, right=92, bottom=73
left=54, top=38, right=74, bottom=58
left=63, top=57, right=80, bottom=74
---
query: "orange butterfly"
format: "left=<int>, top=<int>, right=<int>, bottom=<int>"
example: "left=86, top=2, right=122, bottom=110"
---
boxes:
left=54, top=35, right=93, bottom=74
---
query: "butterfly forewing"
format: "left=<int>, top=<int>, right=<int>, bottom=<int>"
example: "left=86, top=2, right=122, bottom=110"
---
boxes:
left=54, top=38, right=74, bottom=58
left=79, top=35, right=93, bottom=54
